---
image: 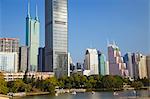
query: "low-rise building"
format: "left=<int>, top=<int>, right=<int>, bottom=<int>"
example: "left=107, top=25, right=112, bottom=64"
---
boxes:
left=2, top=72, right=54, bottom=81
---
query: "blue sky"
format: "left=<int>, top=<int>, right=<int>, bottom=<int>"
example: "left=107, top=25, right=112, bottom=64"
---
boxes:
left=0, top=0, right=149, bottom=63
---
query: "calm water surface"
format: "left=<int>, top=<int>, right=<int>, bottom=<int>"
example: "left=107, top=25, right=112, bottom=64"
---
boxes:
left=15, top=90, right=150, bottom=99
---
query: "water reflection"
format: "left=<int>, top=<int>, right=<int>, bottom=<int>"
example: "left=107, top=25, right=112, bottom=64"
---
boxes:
left=15, top=90, right=150, bottom=99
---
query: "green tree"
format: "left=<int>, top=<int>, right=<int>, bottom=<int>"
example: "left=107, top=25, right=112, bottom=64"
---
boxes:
left=10, top=79, right=31, bottom=93
left=43, top=77, right=58, bottom=94
left=0, top=72, right=8, bottom=94
left=102, top=75, right=116, bottom=89
left=131, top=81, right=143, bottom=90
left=139, top=78, right=150, bottom=86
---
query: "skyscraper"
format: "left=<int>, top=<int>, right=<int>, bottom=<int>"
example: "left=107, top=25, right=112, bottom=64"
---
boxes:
left=38, top=47, right=45, bottom=72
left=45, top=0, right=68, bottom=77
left=137, top=53, right=147, bottom=79
left=26, top=0, right=40, bottom=71
left=84, top=48, right=99, bottom=75
left=97, top=51, right=107, bottom=75
left=108, top=41, right=128, bottom=77
left=19, top=46, right=29, bottom=72
left=124, top=53, right=134, bottom=80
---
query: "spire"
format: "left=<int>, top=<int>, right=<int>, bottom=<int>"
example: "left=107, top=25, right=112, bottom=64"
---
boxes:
left=27, top=0, right=30, bottom=18
left=107, top=39, right=110, bottom=46
left=113, top=40, right=116, bottom=46
left=35, top=2, right=39, bottom=20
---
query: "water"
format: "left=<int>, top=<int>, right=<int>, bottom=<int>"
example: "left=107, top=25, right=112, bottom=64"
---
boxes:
left=15, top=90, right=150, bottom=99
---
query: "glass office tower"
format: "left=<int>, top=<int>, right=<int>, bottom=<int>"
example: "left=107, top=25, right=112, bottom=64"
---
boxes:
left=45, top=0, right=68, bottom=77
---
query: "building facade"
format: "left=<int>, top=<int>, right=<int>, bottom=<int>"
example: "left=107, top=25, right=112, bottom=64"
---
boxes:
left=108, top=41, right=128, bottom=77
left=146, top=55, right=150, bottom=79
left=0, top=38, right=19, bottom=53
left=45, top=0, right=68, bottom=77
left=138, top=54, right=147, bottom=79
left=19, top=46, right=28, bottom=72
left=84, top=48, right=99, bottom=75
left=124, top=53, right=148, bottom=80
left=38, top=47, right=45, bottom=72
left=0, top=38, right=19, bottom=72
left=3, top=72, right=54, bottom=81
left=98, top=51, right=107, bottom=75
left=26, top=1, right=40, bottom=71
left=124, top=53, right=134, bottom=80
left=0, top=52, right=18, bottom=72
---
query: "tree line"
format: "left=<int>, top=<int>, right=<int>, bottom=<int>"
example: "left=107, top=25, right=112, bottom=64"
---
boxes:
left=0, top=72, right=149, bottom=95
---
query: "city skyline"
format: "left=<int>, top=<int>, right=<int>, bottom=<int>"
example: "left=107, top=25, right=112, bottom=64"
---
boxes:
left=0, top=0, right=149, bottom=63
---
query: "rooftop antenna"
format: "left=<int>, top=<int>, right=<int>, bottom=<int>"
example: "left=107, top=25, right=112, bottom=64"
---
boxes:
left=27, top=0, right=30, bottom=18
left=107, top=39, right=110, bottom=47
left=113, top=40, right=116, bottom=46
left=35, top=0, right=39, bottom=20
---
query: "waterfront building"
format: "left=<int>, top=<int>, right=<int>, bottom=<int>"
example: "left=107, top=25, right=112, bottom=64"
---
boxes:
left=124, top=53, right=134, bottom=80
left=68, top=53, right=72, bottom=76
left=84, top=48, right=99, bottom=75
left=137, top=53, right=147, bottom=79
left=26, top=1, right=40, bottom=71
left=0, top=52, right=18, bottom=72
left=146, top=55, right=150, bottom=79
left=0, top=38, right=19, bottom=53
left=108, top=41, right=128, bottom=77
left=19, top=46, right=28, bottom=72
left=106, top=61, right=109, bottom=75
left=0, top=38, right=19, bottom=72
left=38, top=47, right=45, bottom=72
left=97, top=51, right=107, bottom=75
left=2, top=72, right=54, bottom=81
left=125, top=53, right=148, bottom=79
left=83, top=70, right=91, bottom=76
left=45, top=0, right=68, bottom=77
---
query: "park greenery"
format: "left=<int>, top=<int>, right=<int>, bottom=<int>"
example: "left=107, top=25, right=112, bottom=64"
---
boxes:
left=0, top=72, right=149, bottom=95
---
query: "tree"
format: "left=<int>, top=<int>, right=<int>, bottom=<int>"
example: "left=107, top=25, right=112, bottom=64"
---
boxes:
left=131, top=81, right=143, bottom=90
left=139, top=78, right=150, bottom=86
left=0, top=72, right=8, bottom=94
left=10, top=79, right=31, bottom=93
left=102, top=75, right=116, bottom=89
left=43, top=77, right=58, bottom=94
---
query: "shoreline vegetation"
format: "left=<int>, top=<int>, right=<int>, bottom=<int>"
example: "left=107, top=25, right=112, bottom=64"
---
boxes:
left=0, top=72, right=150, bottom=97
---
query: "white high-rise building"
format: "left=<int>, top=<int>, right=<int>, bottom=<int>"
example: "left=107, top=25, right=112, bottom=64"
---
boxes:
left=84, top=48, right=99, bottom=75
left=138, top=54, right=147, bottom=79
left=0, top=52, right=18, bottom=72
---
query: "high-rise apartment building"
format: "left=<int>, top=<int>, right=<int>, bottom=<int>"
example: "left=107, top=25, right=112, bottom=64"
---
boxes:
left=26, top=1, right=40, bottom=71
left=0, top=38, right=19, bottom=72
left=0, top=38, right=19, bottom=53
left=84, top=48, right=99, bottom=75
left=108, top=41, right=128, bottom=77
left=45, top=0, right=68, bottom=77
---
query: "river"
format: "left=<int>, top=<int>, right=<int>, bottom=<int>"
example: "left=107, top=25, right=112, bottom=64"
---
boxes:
left=15, top=90, right=150, bottom=99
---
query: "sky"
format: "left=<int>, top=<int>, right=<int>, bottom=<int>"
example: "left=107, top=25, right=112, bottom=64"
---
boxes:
left=0, top=0, right=149, bottom=63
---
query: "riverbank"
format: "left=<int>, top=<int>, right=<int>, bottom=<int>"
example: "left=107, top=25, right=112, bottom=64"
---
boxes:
left=0, top=94, right=11, bottom=99
left=3, top=87, right=150, bottom=98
